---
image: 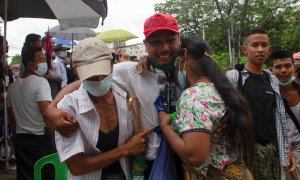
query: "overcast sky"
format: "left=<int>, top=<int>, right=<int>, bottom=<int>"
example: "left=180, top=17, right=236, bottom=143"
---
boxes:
left=0, top=0, right=164, bottom=57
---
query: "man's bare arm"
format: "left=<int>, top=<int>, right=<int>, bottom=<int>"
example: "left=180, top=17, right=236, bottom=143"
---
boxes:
left=44, top=80, right=81, bottom=137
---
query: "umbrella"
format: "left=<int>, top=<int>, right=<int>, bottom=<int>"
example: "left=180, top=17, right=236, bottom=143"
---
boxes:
left=95, top=29, right=138, bottom=43
left=53, top=38, right=78, bottom=47
left=48, top=25, right=61, bottom=37
left=54, top=27, right=96, bottom=41
left=0, top=0, right=108, bottom=30
left=54, top=26, right=96, bottom=51
left=128, top=97, right=146, bottom=179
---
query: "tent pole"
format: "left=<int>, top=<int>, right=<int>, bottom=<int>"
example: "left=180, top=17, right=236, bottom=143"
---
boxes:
left=3, top=0, right=10, bottom=172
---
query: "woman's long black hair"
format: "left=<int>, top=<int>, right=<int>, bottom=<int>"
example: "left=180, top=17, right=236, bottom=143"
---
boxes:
left=182, top=36, right=255, bottom=164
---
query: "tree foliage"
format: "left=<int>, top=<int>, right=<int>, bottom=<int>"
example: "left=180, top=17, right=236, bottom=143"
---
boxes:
left=154, top=0, right=300, bottom=68
left=10, top=54, right=21, bottom=65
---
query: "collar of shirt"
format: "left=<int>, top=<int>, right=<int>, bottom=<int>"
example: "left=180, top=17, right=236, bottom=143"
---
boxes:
left=55, top=56, right=65, bottom=64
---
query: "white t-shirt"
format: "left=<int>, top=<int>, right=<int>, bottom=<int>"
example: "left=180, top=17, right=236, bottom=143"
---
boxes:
left=113, top=62, right=170, bottom=160
left=7, top=75, right=52, bottom=135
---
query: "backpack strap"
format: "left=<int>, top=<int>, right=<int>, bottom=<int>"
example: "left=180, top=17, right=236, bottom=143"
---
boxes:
left=234, top=64, right=244, bottom=91
left=237, top=70, right=243, bottom=91
left=282, top=97, right=300, bottom=132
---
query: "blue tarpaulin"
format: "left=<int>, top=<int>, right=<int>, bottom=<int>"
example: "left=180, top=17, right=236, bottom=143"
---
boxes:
left=53, top=38, right=77, bottom=47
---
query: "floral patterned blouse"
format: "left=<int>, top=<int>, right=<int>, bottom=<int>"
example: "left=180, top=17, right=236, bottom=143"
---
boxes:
left=171, top=83, right=238, bottom=176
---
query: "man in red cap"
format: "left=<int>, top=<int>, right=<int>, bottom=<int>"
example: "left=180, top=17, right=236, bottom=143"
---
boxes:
left=44, top=13, right=183, bottom=179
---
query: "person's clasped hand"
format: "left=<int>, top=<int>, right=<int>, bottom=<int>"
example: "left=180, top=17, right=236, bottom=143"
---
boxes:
left=44, top=105, right=79, bottom=137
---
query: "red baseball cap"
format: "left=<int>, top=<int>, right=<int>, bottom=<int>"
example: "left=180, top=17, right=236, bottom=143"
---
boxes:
left=143, top=13, right=179, bottom=40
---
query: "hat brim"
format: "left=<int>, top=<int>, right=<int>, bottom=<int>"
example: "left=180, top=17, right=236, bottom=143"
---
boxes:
left=145, top=28, right=179, bottom=40
left=76, top=60, right=111, bottom=81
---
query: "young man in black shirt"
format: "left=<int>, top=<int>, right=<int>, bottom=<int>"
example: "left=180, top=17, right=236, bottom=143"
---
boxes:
left=226, top=29, right=290, bottom=179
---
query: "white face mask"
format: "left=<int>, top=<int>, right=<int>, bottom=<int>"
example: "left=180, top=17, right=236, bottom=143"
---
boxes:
left=279, top=76, right=295, bottom=86
left=83, top=74, right=112, bottom=97
left=35, top=63, right=48, bottom=76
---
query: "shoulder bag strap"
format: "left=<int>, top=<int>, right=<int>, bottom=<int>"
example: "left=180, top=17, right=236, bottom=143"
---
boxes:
left=283, top=98, right=300, bottom=132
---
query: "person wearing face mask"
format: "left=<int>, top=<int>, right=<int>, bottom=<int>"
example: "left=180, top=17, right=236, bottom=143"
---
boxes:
left=158, top=36, right=255, bottom=179
left=54, top=38, right=154, bottom=180
left=269, top=50, right=299, bottom=180
left=19, top=33, right=43, bottom=78
left=7, top=47, right=56, bottom=179
left=41, top=35, right=63, bottom=99
left=44, top=13, right=184, bottom=179
left=53, top=44, right=69, bottom=88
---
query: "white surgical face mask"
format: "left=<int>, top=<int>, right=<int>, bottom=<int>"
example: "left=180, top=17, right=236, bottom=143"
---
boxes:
left=279, top=76, right=295, bottom=86
left=83, top=74, right=112, bottom=97
left=60, top=51, right=67, bottom=59
left=35, top=63, right=48, bottom=76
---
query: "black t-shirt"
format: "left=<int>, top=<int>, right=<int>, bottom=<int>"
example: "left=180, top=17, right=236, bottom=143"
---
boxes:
left=96, top=123, right=123, bottom=175
left=242, top=71, right=276, bottom=145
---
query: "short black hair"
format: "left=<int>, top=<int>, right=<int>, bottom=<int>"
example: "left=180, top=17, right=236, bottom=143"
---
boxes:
left=269, top=50, right=294, bottom=66
left=22, top=47, right=43, bottom=68
left=243, top=28, right=268, bottom=44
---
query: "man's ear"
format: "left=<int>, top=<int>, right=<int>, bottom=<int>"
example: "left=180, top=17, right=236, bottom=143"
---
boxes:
left=293, top=64, right=298, bottom=73
left=268, top=46, right=272, bottom=56
left=181, top=48, right=187, bottom=59
left=242, top=45, right=247, bottom=55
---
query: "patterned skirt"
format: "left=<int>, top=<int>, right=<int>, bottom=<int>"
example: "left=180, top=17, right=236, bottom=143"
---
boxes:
left=248, top=143, right=281, bottom=180
left=183, top=160, right=253, bottom=180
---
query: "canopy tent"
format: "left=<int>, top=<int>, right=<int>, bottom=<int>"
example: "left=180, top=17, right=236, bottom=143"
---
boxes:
left=0, top=0, right=108, bottom=30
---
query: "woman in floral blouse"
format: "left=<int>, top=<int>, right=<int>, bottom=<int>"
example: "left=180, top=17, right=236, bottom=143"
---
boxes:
left=158, top=36, right=255, bottom=179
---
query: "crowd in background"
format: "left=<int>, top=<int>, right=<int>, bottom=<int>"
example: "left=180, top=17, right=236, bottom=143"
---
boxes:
left=0, top=12, right=299, bottom=180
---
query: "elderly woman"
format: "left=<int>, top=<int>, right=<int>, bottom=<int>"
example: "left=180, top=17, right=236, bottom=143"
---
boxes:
left=55, top=38, right=153, bottom=180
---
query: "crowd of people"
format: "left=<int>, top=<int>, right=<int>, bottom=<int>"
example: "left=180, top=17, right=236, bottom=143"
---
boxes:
left=0, top=12, right=299, bottom=180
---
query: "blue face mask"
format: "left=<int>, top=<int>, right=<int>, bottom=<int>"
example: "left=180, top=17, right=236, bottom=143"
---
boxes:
left=279, top=76, right=295, bottom=86
left=60, top=51, right=67, bottom=59
left=51, top=52, right=56, bottom=58
left=83, top=74, right=112, bottom=97
left=66, top=59, right=71, bottom=65
left=35, top=62, right=48, bottom=76
left=177, top=58, right=187, bottom=89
